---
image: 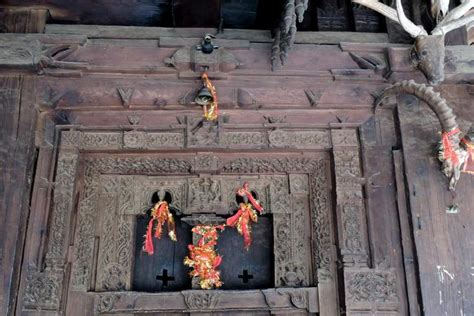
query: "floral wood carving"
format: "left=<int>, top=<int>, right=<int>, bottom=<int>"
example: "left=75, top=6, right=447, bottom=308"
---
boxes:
left=221, top=131, right=266, bottom=147
left=23, top=266, right=61, bottom=310
left=96, top=294, right=120, bottom=313
left=310, top=161, right=333, bottom=282
left=332, top=129, right=369, bottom=267
left=268, top=130, right=330, bottom=149
left=183, top=291, right=220, bottom=309
left=29, top=127, right=335, bottom=312
left=346, top=270, right=399, bottom=304
left=45, top=149, right=79, bottom=268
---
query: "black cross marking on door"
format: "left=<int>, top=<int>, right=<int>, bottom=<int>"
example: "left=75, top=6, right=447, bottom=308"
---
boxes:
left=156, top=269, right=175, bottom=286
left=238, top=269, right=253, bottom=283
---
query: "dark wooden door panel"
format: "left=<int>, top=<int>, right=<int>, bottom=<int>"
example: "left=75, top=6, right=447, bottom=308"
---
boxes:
left=133, top=217, right=193, bottom=292
left=217, top=215, right=274, bottom=290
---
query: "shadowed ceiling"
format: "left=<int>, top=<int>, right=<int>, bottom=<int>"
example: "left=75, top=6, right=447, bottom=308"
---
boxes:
left=0, top=0, right=389, bottom=32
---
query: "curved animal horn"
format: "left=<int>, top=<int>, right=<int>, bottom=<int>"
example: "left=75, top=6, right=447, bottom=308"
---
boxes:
left=375, top=80, right=468, bottom=190
left=375, top=80, right=457, bottom=132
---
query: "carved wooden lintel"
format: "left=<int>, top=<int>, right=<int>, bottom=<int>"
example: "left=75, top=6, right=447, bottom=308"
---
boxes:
left=92, top=288, right=318, bottom=314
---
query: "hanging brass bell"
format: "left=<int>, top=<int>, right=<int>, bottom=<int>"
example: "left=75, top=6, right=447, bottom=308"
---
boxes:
left=195, top=86, right=214, bottom=105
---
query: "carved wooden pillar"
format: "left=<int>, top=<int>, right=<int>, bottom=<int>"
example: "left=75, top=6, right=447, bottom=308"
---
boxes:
left=332, top=128, right=369, bottom=267
left=0, top=8, right=48, bottom=33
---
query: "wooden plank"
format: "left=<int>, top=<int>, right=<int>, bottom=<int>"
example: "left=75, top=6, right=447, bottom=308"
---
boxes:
left=357, top=114, right=408, bottom=315
left=45, top=24, right=389, bottom=44
left=295, top=31, right=389, bottom=44
left=0, top=75, right=38, bottom=315
left=398, top=94, right=474, bottom=316
left=393, top=149, right=421, bottom=316
left=43, top=24, right=265, bottom=40
left=159, top=37, right=250, bottom=49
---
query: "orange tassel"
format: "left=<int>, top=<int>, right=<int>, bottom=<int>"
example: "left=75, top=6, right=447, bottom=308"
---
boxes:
left=226, top=203, right=257, bottom=250
left=142, top=201, right=177, bottom=255
left=441, top=128, right=461, bottom=166
left=144, top=219, right=155, bottom=255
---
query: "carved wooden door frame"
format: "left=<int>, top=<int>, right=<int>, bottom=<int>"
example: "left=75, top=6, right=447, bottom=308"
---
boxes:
left=19, top=112, right=409, bottom=315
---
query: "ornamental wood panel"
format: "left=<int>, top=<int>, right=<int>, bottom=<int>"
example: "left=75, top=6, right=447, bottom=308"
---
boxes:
left=0, top=28, right=470, bottom=316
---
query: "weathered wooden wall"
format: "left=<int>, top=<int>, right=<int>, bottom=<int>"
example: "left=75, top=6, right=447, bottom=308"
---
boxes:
left=0, top=23, right=472, bottom=315
left=0, top=76, right=38, bottom=316
left=398, top=88, right=474, bottom=315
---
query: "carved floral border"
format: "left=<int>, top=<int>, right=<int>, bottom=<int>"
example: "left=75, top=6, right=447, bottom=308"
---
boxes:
left=22, top=127, right=392, bottom=314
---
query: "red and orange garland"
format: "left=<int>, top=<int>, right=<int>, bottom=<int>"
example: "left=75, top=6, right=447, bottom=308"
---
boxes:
left=440, top=128, right=463, bottom=171
left=184, top=225, right=225, bottom=289
left=226, top=182, right=264, bottom=250
left=143, top=201, right=177, bottom=255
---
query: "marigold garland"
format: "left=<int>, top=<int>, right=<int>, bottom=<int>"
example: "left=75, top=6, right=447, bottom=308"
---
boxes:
left=143, top=201, right=177, bottom=255
left=184, top=225, right=225, bottom=289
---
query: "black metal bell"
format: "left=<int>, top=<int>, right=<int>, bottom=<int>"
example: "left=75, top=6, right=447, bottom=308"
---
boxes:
left=201, top=36, right=214, bottom=54
left=195, top=86, right=213, bottom=105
